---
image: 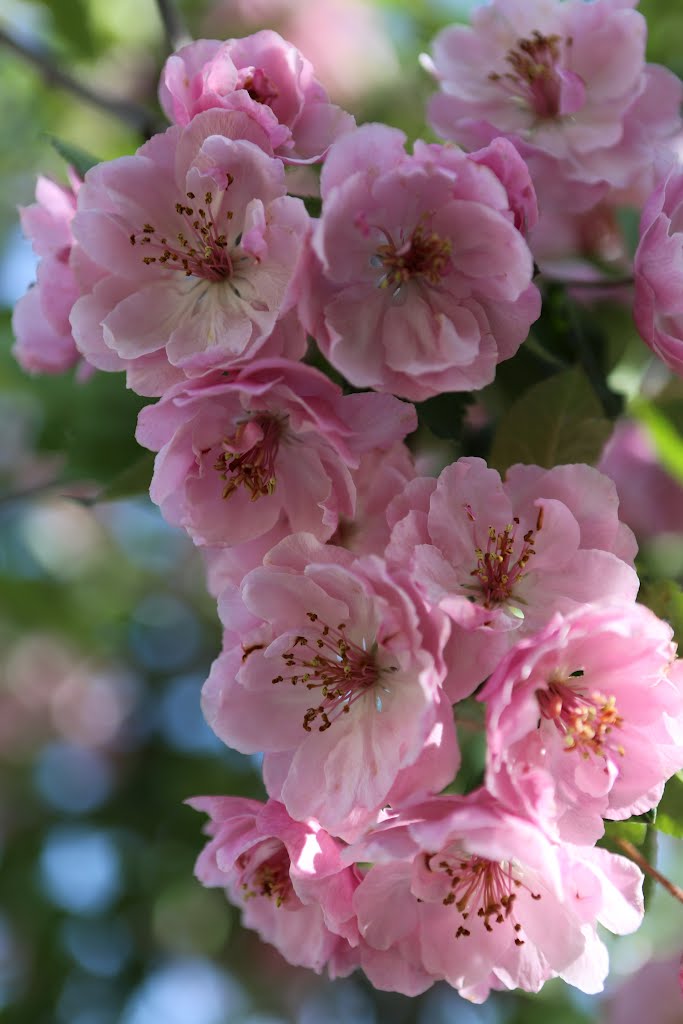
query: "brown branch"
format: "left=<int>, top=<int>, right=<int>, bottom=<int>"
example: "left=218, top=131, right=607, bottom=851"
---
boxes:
left=155, top=0, right=192, bottom=53
left=0, top=25, right=161, bottom=138
left=615, top=837, right=683, bottom=906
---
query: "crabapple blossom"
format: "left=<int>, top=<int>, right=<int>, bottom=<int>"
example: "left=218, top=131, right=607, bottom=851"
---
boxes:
left=70, top=109, right=309, bottom=396
left=12, top=170, right=92, bottom=375
left=349, top=790, right=644, bottom=1001
left=299, top=123, right=541, bottom=400
left=159, top=32, right=354, bottom=163
left=189, top=795, right=360, bottom=975
left=634, top=157, right=683, bottom=376
left=599, top=420, right=683, bottom=539
left=207, top=0, right=400, bottom=104
left=136, top=359, right=416, bottom=547
left=387, top=458, right=639, bottom=696
left=426, top=0, right=682, bottom=196
left=481, top=602, right=683, bottom=844
left=201, top=534, right=452, bottom=840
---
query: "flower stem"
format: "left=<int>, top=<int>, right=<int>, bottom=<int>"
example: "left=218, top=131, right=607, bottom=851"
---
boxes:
left=615, top=837, right=683, bottom=906
left=0, top=26, right=160, bottom=138
left=155, top=0, right=192, bottom=53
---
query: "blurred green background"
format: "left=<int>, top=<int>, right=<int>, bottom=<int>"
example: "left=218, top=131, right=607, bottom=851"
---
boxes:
left=0, top=1, right=681, bottom=1022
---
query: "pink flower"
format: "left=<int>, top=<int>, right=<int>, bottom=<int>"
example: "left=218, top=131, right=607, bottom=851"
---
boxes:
left=329, top=442, right=417, bottom=556
left=189, top=795, right=359, bottom=975
left=159, top=32, right=354, bottom=163
left=634, top=158, right=683, bottom=376
left=599, top=420, right=683, bottom=539
left=299, top=124, right=540, bottom=401
left=387, top=458, right=639, bottom=696
left=481, top=603, right=683, bottom=844
left=12, top=171, right=91, bottom=375
left=205, top=0, right=400, bottom=105
left=426, top=0, right=682, bottom=195
left=201, top=534, right=452, bottom=840
left=70, top=110, right=309, bottom=396
left=350, top=790, right=644, bottom=1000
left=136, top=359, right=416, bottom=547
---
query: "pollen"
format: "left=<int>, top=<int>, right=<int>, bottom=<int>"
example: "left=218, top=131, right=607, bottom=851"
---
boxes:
left=467, top=506, right=543, bottom=608
left=214, top=413, right=286, bottom=501
left=376, top=222, right=452, bottom=292
left=426, top=849, right=542, bottom=946
left=537, top=677, right=624, bottom=760
left=132, top=189, right=235, bottom=282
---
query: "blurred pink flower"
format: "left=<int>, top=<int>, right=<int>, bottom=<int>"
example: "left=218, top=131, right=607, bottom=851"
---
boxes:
left=634, top=158, right=683, bottom=376
left=12, top=171, right=92, bottom=375
left=598, top=420, right=683, bottom=539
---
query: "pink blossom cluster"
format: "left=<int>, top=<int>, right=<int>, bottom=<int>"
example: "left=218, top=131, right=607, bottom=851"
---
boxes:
left=10, top=2, right=683, bottom=1005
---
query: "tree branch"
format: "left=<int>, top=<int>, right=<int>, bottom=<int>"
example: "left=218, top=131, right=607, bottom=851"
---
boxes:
left=615, top=837, right=683, bottom=906
left=155, top=0, right=192, bottom=53
left=0, top=25, right=161, bottom=138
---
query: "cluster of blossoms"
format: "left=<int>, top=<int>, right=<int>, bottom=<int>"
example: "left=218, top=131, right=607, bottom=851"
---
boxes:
left=11, top=0, right=683, bottom=1005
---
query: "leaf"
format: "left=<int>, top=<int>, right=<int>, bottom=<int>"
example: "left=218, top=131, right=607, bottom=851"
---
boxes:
left=601, top=819, right=648, bottom=850
left=416, top=391, right=474, bottom=442
left=652, top=772, right=683, bottom=838
left=638, top=580, right=683, bottom=644
left=96, top=451, right=155, bottom=503
left=46, top=135, right=100, bottom=178
left=302, top=195, right=322, bottom=218
left=631, top=397, right=683, bottom=485
left=490, top=368, right=613, bottom=473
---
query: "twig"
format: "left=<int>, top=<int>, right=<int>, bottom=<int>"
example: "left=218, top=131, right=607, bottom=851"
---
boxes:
left=155, top=0, right=192, bottom=53
left=615, top=837, right=683, bottom=906
left=561, top=287, right=623, bottom=418
left=0, top=25, right=160, bottom=138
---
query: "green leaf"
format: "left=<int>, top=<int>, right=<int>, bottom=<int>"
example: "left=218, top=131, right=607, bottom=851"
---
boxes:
left=631, top=397, right=683, bottom=484
left=302, top=195, right=322, bottom=218
left=652, top=772, right=683, bottom=838
left=489, top=368, right=613, bottom=473
left=416, top=391, right=473, bottom=442
left=38, top=0, right=95, bottom=56
left=601, top=819, right=648, bottom=850
left=96, top=451, right=155, bottom=503
left=46, top=135, right=100, bottom=178
left=638, top=580, right=683, bottom=644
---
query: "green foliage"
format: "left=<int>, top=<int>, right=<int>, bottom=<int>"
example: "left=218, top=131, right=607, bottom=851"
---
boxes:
left=47, top=134, right=101, bottom=177
left=638, top=580, right=683, bottom=645
left=490, top=367, right=613, bottom=474
left=653, top=773, right=683, bottom=838
left=416, top=391, right=474, bottom=442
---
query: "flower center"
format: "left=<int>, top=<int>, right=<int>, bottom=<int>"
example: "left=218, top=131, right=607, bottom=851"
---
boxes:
left=272, top=612, right=393, bottom=732
left=236, top=67, right=279, bottom=107
left=489, top=31, right=569, bottom=120
left=130, top=188, right=235, bottom=282
left=376, top=225, right=452, bottom=292
left=537, top=674, right=625, bottom=759
left=467, top=505, right=543, bottom=609
left=214, top=413, right=285, bottom=501
left=425, top=850, right=541, bottom=944
left=237, top=841, right=293, bottom=908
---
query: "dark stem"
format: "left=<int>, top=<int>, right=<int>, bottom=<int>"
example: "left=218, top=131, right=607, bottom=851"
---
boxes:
left=615, top=837, right=683, bottom=906
left=561, top=288, right=622, bottom=418
left=155, top=0, right=192, bottom=53
left=545, top=276, right=635, bottom=290
left=0, top=26, right=160, bottom=138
